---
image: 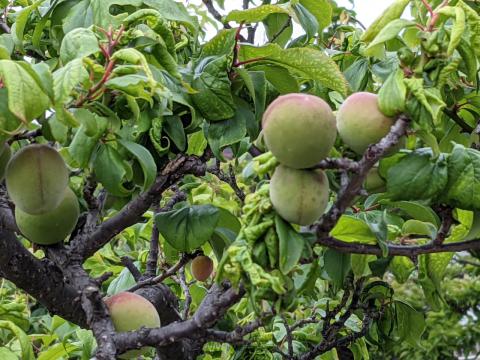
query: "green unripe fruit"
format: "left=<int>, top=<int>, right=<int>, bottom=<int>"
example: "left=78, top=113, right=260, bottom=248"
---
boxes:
left=364, top=167, right=386, bottom=193
left=270, top=165, right=329, bottom=226
left=15, top=188, right=79, bottom=245
left=0, top=144, right=12, bottom=180
left=6, top=144, right=69, bottom=215
left=337, top=92, right=395, bottom=154
left=104, top=292, right=161, bottom=359
left=191, top=255, right=214, bottom=281
left=262, top=93, right=336, bottom=169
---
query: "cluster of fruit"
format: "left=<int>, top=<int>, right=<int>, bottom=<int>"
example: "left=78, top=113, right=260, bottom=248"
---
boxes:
left=263, top=92, right=395, bottom=226
left=5, top=144, right=79, bottom=245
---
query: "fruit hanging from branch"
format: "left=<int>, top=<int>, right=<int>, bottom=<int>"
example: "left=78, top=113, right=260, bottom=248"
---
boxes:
left=262, top=93, right=337, bottom=169
left=104, top=292, right=161, bottom=359
left=337, top=92, right=395, bottom=154
left=15, top=187, right=80, bottom=245
left=190, top=255, right=214, bottom=282
left=6, top=144, right=69, bottom=215
left=270, top=165, right=329, bottom=226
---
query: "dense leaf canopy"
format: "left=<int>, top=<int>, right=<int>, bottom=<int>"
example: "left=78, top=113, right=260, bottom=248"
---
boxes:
left=0, top=0, right=478, bottom=359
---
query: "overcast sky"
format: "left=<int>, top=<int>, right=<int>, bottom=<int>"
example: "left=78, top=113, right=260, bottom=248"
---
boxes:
left=188, top=0, right=399, bottom=39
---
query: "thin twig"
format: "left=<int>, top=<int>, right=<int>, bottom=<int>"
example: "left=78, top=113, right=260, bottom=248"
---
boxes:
left=121, top=256, right=142, bottom=281
left=127, top=252, right=200, bottom=293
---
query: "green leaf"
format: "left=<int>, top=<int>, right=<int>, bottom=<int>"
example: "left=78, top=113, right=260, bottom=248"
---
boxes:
left=0, top=320, right=34, bottom=360
left=163, top=115, right=186, bottom=151
left=402, top=219, right=437, bottom=240
left=60, top=28, right=100, bottom=64
left=351, top=254, right=375, bottom=278
left=0, top=60, right=50, bottom=123
left=226, top=5, right=289, bottom=23
left=192, top=56, right=236, bottom=121
left=90, top=0, right=143, bottom=28
left=387, top=201, right=441, bottom=227
left=264, top=13, right=293, bottom=47
left=389, top=256, right=415, bottom=283
left=234, top=70, right=265, bottom=138
left=299, top=0, right=332, bottom=31
left=360, top=211, right=389, bottom=257
left=118, top=140, right=157, bottom=191
left=107, top=266, right=138, bottom=295
left=275, top=215, right=305, bottom=274
left=53, top=58, right=89, bottom=106
left=323, top=249, right=351, bottom=290
left=37, top=343, right=77, bottom=360
left=92, top=143, right=132, bottom=197
left=386, top=149, right=448, bottom=202
left=292, top=3, right=319, bottom=40
left=344, top=58, right=369, bottom=92
left=143, top=0, right=197, bottom=31
left=205, top=105, right=248, bottom=159
left=12, top=0, right=46, bottom=52
left=238, top=44, right=349, bottom=96
left=155, top=205, right=220, bottom=252
left=378, top=69, right=406, bottom=117
left=361, top=0, right=410, bottom=43
left=330, top=215, right=377, bottom=244
left=365, top=19, right=415, bottom=54
left=445, top=144, right=480, bottom=210
left=394, top=301, right=426, bottom=346
left=201, top=29, right=237, bottom=57
left=0, top=348, right=17, bottom=360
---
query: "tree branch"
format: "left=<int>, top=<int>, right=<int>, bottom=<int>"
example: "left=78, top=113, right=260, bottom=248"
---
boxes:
left=208, top=160, right=246, bottom=202
left=128, top=251, right=200, bottom=293
left=68, top=154, right=207, bottom=261
left=115, top=283, right=245, bottom=354
left=315, top=115, right=410, bottom=239
left=202, top=0, right=232, bottom=29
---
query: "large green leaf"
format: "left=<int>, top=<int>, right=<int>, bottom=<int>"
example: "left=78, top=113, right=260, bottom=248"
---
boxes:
left=386, top=149, right=448, bottom=202
left=299, top=0, right=332, bottom=31
left=53, top=58, right=89, bottom=106
left=445, top=144, right=480, bottom=210
left=0, top=60, right=50, bottom=123
left=191, top=56, right=236, bottom=121
left=155, top=205, right=220, bottom=252
left=0, top=320, right=34, bottom=360
left=394, top=301, right=426, bottom=346
left=118, top=140, right=157, bottom=191
left=92, top=143, right=133, bottom=197
left=323, top=249, right=351, bottom=290
left=60, top=28, right=99, bottom=64
left=238, top=44, right=348, bottom=96
left=330, top=215, right=377, bottom=244
left=275, top=215, right=304, bottom=275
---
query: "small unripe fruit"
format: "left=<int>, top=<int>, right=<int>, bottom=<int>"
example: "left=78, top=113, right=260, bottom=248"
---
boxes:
left=15, top=187, right=79, bottom=245
left=337, top=92, right=394, bottom=154
left=104, top=292, right=161, bottom=359
left=262, top=93, right=336, bottom=169
left=191, top=256, right=214, bottom=281
left=0, top=144, right=11, bottom=180
left=270, top=165, right=329, bottom=226
left=6, top=144, right=69, bottom=214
